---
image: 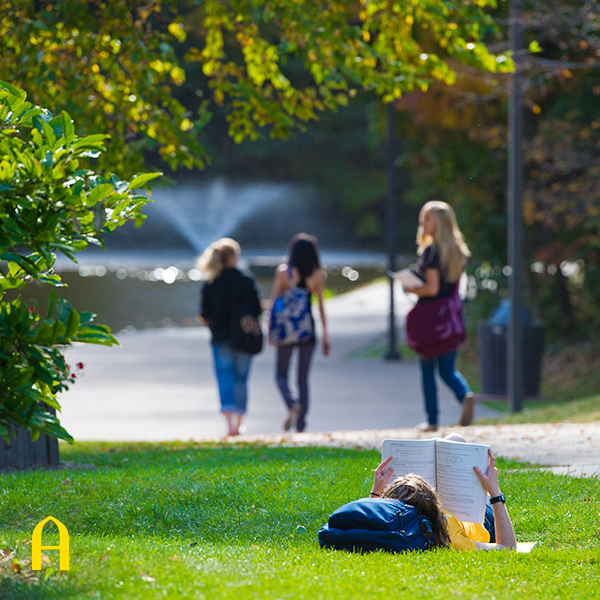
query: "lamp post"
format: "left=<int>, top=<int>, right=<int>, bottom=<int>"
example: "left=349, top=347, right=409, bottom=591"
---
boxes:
left=385, top=102, right=400, bottom=361
left=507, top=0, right=524, bottom=412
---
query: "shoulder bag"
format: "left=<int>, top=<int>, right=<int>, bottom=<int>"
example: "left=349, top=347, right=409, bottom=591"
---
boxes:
left=405, top=283, right=466, bottom=359
left=229, top=277, right=263, bottom=355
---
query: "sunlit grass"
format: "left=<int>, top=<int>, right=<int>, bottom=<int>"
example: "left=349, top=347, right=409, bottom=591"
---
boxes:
left=1, top=443, right=599, bottom=599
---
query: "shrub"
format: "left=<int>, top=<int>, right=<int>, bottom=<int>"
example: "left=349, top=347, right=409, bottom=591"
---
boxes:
left=0, top=82, right=161, bottom=443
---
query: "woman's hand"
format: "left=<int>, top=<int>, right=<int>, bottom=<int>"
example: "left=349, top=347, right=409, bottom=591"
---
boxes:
left=473, top=448, right=501, bottom=497
left=322, top=335, right=331, bottom=356
left=473, top=448, right=517, bottom=551
left=371, top=456, right=395, bottom=496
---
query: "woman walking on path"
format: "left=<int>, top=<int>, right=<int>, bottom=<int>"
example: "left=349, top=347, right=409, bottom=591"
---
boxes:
left=400, top=201, right=475, bottom=432
left=198, top=238, right=262, bottom=437
left=269, top=233, right=330, bottom=433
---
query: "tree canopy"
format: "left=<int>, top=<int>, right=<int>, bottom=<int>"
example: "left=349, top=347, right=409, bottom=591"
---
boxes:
left=0, top=0, right=511, bottom=176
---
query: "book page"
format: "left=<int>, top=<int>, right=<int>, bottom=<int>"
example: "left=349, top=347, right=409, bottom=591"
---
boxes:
left=516, top=542, right=537, bottom=553
left=381, top=439, right=437, bottom=490
left=389, top=268, right=425, bottom=289
left=434, top=439, right=490, bottom=523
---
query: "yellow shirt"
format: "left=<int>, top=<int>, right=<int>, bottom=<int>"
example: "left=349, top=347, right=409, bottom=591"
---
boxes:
left=444, top=512, right=490, bottom=551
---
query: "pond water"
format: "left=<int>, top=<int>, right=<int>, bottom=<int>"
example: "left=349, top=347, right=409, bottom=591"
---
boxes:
left=10, top=253, right=392, bottom=333
left=6, top=177, right=413, bottom=332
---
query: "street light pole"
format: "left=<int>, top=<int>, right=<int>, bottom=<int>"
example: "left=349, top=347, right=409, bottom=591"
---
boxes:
left=385, top=102, right=400, bottom=361
left=508, top=0, right=524, bottom=412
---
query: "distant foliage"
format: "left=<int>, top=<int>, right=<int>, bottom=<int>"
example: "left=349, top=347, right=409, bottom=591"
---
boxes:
left=0, top=0, right=511, bottom=176
left=390, top=0, right=600, bottom=339
left=0, top=83, right=161, bottom=443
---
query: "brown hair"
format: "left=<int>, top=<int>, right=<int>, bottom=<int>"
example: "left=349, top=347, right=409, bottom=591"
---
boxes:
left=381, top=473, right=451, bottom=548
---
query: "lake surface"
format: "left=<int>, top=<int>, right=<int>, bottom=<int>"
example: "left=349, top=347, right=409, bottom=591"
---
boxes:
left=11, top=251, right=401, bottom=333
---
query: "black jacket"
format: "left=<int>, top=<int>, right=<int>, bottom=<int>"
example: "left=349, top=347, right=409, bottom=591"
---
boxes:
left=200, top=268, right=261, bottom=344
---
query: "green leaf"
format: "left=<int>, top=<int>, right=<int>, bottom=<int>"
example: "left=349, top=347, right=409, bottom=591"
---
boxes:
left=56, top=297, right=72, bottom=322
left=528, top=40, right=542, bottom=54
left=62, top=111, right=75, bottom=145
left=66, top=308, right=81, bottom=337
left=73, top=134, right=108, bottom=151
left=34, top=322, right=55, bottom=344
left=86, top=183, right=114, bottom=206
left=42, top=120, right=57, bottom=149
left=46, top=290, right=57, bottom=319
left=128, top=172, right=163, bottom=190
left=0, top=252, right=39, bottom=277
left=0, top=80, right=27, bottom=101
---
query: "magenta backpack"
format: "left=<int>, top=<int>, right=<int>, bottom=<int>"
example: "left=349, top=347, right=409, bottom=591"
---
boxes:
left=405, top=284, right=466, bottom=359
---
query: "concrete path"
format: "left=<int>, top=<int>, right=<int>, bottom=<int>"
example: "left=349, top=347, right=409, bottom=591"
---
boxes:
left=239, top=422, right=600, bottom=479
left=59, top=280, right=600, bottom=478
left=59, top=281, right=499, bottom=440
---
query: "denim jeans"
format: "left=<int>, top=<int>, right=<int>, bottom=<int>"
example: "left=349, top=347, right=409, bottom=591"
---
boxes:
left=419, top=350, right=471, bottom=426
left=212, top=342, right=253, bottom=414
left=484, top=500, right=496, bottom=543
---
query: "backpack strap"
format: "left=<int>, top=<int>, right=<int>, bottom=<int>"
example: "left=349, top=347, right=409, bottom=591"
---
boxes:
left=286, top=265, right=297, bottom=289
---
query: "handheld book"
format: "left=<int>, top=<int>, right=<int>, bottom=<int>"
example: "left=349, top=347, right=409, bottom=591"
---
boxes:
left=382, top=438, right=490, bottom=523
left=389, top=268, right=425, bottom=289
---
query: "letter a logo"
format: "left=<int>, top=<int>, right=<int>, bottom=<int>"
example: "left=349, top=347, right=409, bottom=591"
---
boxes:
left=31, top=516, right=69, bottom=570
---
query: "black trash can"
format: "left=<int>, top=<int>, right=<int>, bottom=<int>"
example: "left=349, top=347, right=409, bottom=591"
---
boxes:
left=478, top=321, right=545, bottom=397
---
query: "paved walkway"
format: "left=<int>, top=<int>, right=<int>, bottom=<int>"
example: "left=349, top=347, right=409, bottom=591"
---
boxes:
left=59, top=281, right=498, bottom=438
left=238, top=422, right=600, bottom=479
left=59, top=280, right=600, bottom=478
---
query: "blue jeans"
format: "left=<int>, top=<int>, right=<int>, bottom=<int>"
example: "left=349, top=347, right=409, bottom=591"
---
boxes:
left=419, top=350, right=471, bottom=426
left=484, top=500, right=496, bottom=543
left=212, top=342, right=253, bottom=414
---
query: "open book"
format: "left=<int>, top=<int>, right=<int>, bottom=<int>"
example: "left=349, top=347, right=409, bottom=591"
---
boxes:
left=389, top=268, right=425, bottom=289
left=382, top=438, right=490, bottom=523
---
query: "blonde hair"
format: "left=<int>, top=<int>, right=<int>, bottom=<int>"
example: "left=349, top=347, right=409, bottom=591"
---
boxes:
left=196, top=237, right=240, bottom=283
left=417, top=201, right=471, bottom=283
left=382, top=473, right=451, bottom=548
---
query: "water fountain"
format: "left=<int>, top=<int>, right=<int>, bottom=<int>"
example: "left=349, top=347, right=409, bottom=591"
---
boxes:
left=150, top=178, right=317, bottom=253
left=37, top=178, right=390, bottom=331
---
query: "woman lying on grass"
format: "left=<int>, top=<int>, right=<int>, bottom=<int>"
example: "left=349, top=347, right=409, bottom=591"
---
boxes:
left=369, top=446, right=517, bottom=551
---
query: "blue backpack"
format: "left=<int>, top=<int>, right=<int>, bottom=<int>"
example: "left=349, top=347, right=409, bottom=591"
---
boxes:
left=269, top=268, right=314, bottom=346
left=318, top=498, right=436, bottom=554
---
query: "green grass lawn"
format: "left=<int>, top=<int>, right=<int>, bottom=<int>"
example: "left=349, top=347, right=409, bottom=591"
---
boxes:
left=478, top=394, right=600, bottom=425
left=1, top=443, right=600, bottom=599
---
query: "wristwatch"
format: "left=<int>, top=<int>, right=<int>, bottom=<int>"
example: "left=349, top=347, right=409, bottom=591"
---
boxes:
left=489, top=493, right=506, bottom=504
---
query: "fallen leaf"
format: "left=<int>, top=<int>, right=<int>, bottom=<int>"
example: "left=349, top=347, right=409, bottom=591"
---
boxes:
left=140, top=572, right=156, bottom=582
left=11, top=559, right=22, bottom=574
left=40, top=553, right=52, bottom=568
left=62, top=478, right=71, bottom=486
